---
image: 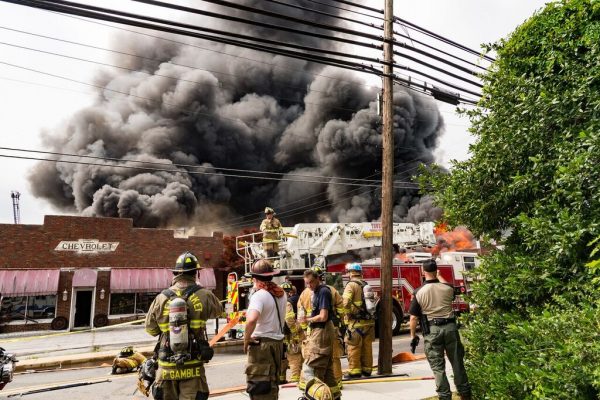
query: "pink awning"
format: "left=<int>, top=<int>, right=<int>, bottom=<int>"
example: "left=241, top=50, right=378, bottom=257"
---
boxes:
left=197, top=268, right=216, bottom=290
left=0, top=269, right=60, bottom=296
left=110, top=268, right=172, bottom=293
left=72, top=268, right=97, bottom=287
left=110, top=268, right=217, bottom=293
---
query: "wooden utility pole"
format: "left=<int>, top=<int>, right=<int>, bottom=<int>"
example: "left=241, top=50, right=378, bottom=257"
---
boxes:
left=378, top=0, right=394, bottom=376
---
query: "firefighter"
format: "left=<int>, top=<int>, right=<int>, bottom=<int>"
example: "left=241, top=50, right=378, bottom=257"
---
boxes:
left=111, top=346, right=146, bottom=374
left=299, top=269, right=341, bottom=400
left=409, top=259, right=471, bottom=400
left=280, top=282, right=304, bottom=383
left=145, top=252, right=223, bottom=400
left=342, top=263, right=375, bottom=379
left=297, top=267, right=344, bottom=392
left=260, top=207, right=282, bottom=258
left=244, top=259, right=287, bottom=400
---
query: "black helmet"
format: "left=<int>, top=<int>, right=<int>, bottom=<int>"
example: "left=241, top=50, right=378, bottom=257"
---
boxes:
left=172, top=252, right=199, bottom=273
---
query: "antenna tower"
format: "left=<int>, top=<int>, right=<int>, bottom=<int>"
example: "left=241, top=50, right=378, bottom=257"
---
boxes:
left=10, top=191, right=21, bottom=224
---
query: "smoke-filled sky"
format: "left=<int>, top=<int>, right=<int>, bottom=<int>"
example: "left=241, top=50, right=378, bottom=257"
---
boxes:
left=0, top=0, right=548, bottom=228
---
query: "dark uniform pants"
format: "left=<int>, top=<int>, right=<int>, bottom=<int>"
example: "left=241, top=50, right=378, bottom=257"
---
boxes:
left=156, top=373, right=209, bottom=400
left=423, top=323, right=471, bottom=400
left=302, top=321, right=341, bottom=399
left=245, top=337, right=283, bottom=400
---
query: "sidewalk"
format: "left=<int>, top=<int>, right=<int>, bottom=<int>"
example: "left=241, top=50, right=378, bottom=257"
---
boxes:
left=2, top=319, right=229, bottom=360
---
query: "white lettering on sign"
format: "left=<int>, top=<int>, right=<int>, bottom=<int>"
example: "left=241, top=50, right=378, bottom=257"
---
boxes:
left=55, top=239, right=119, bottom=254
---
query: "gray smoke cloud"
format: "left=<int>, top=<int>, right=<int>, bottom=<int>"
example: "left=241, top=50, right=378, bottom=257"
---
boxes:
left=29, top=0, right=445, bottom=230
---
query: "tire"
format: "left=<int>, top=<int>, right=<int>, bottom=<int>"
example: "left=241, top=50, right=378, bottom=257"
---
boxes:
left=93, top=314, right=108, bottom=328
left=374, top=303, right=403, bottom=338
left=51, top=316, right=68, bottom=330
left=391, top=304, right=403, bottom=336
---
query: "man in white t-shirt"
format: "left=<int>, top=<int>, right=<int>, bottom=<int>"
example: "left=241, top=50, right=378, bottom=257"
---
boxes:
left=244, top=259, right=287, bottom=400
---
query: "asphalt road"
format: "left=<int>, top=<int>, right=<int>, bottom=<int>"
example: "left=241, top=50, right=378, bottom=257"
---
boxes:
left=3, top=335, right=417, bottom=399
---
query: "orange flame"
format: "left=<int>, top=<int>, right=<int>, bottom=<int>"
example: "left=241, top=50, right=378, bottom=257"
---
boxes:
left=431, top=226, right=476, bottom=256
left=434, top=221, right=449, bottom=236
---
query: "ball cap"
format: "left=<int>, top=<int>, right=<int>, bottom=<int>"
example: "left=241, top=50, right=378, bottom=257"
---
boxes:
left=422, top=259, right=438, bottom=273
left=248, top=259, right=286, bottom=279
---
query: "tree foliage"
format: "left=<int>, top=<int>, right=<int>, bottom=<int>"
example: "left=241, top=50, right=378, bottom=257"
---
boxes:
left=428, top=1, right=600, bottom=397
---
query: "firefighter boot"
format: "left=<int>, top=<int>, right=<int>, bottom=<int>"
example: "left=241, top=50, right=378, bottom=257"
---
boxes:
left=459, top=393, right=472, bottom=400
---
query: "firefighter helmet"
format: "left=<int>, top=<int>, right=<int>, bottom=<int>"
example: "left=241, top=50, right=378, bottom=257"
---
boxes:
left=280, top=282, right=294, bottom=292
left=304, top=377, right=333, bottom=400
left=311, top=265, right=326, bottom=277
left=172, top=252, right=200, bottom=272
left=264, top=207, right=275, bottom=215
left=345, top=262, right=362, bottom=273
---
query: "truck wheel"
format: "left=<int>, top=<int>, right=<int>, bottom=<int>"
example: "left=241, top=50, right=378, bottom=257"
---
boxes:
left=374, top=303, right=403, bottom=338
left=391, top=305, right=403, bottom=336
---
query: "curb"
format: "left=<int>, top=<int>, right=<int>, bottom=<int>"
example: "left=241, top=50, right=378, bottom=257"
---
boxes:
left=15, top=339, right=244, bottom=372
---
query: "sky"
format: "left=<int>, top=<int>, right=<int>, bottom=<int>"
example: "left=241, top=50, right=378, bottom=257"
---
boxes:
left=0, top=0, right=549, bottom=225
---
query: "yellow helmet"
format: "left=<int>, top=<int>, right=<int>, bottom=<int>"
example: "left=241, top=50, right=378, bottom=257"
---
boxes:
left=264, top=207, right=275, bottom=215
left=304, top=378, right=333, bottom=400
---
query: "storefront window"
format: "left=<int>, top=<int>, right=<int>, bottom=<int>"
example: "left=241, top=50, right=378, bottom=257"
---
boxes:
left=0, top=295, right=57, bottom=322
left=109, top=293, right=159, bottom=315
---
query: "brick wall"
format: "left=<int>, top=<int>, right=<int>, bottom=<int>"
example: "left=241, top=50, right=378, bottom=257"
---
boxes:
left=0, top=215, right=223, bottom=269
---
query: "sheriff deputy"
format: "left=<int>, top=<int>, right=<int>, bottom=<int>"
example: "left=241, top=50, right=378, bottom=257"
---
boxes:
left=409, top=259, right=472, bottom=400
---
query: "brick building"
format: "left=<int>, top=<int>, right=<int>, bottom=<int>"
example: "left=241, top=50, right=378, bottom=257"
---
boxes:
left=0, top=215, right=223, bottom=333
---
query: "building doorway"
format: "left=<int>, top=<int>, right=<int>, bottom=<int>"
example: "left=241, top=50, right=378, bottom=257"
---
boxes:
left=73, top=290, right=93, bottom=328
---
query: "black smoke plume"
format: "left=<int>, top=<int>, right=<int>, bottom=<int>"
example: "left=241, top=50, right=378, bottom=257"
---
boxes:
left=29, top=0, right=445, bottom=231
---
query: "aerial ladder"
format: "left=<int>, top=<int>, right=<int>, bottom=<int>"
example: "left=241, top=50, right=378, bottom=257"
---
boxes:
left=236, top=221, right=436, bottom=273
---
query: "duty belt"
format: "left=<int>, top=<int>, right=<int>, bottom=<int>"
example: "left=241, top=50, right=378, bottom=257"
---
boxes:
left=429, top=318, right=456, bottom=326
left=308, top=321, right=326, bottom=329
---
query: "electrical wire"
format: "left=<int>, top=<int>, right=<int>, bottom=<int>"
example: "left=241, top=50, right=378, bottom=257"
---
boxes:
left=0, top=41, right=380, bottom=117
left=261, top=0, right=382, bottom=30
left=304, top=0, right=383, bottom=22
left=7, top=0, right=484, bottom=104
left=0, top=146, right=421, bottom=186
left=5, top=0, right=383, bottom=76
left=53, top=0, right=383, bottom=51
left=334, top=0, right=383, bottom=15
left=42, top=13, right=385, bottom=93
left=394, top=17, right=495, bottom=62
left=209, top=157, right=429, bottom=230
left=176, top=0, right=384, bottom=41
left=0, top=152, right=421, bottom=189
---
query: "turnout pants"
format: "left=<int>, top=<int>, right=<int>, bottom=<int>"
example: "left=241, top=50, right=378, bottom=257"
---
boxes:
left=423, top=323, right=471, bottom=400
left=345, top=323, right=374, bottom=377
left=245, top=337, right=283, bottom=400
left=287, top=342, right=303, bottom=382
left=301, top=321, right=341, bottom=399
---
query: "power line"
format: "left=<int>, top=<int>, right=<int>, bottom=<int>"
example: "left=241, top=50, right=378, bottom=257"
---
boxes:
left=58, top=0, right=384, bottom=51
left=7, top=0, right=383, bottom=75
left=262, top=0, right=381, bottom=30
left=209, top=157, right=429, bottom=230
left=169, top=0, right=384, bottom=42
left=0, top=146, right=422, bottom=187
left=394, top=17, right=495, bottom=62
left=0, top=152, right=422, bottom=189
left=0, top=40, right=382, bottom=116
left=9, top=0, right=483, bottom=104
left=303, top=0, right=382, bottom=22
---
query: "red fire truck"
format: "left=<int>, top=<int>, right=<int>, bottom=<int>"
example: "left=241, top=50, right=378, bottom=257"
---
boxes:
left=231, top=222, right=468, bottom=336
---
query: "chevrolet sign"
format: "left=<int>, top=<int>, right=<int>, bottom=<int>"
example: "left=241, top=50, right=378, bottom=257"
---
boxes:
left=55, top=239, right=119, bottom=254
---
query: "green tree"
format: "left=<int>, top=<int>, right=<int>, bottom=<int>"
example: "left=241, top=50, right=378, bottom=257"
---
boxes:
left=427, top=1, right=600, bottom=398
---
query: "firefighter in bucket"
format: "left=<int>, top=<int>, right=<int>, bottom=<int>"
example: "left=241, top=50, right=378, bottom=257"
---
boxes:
left=144, top=252, right=223, bottom=400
